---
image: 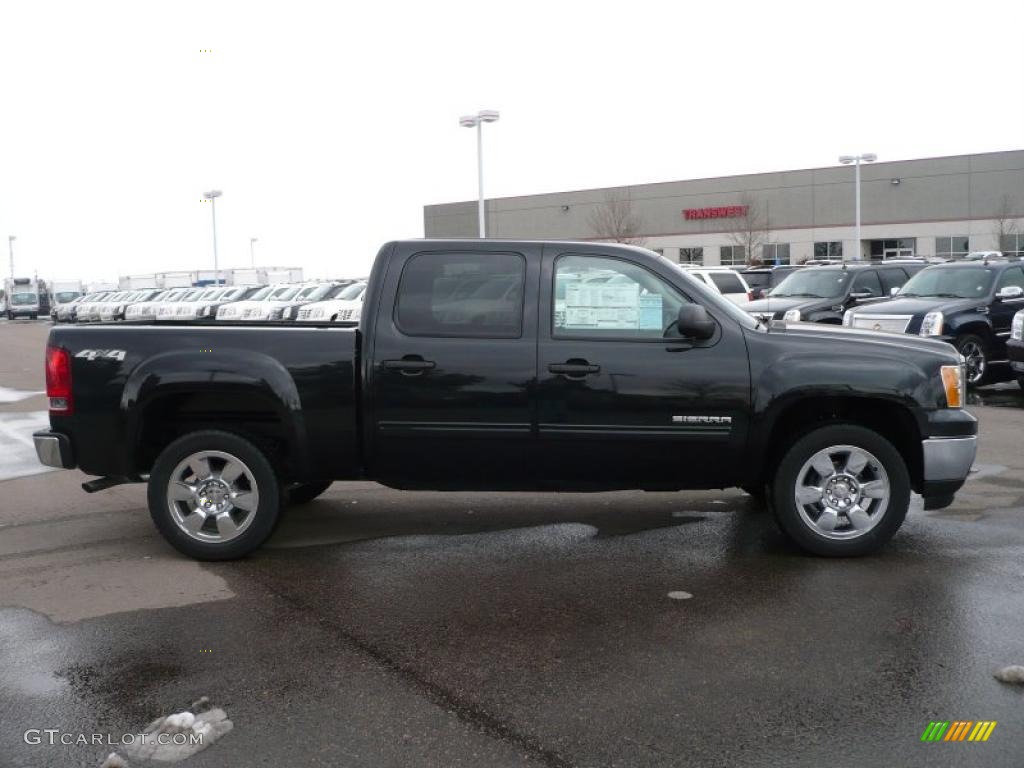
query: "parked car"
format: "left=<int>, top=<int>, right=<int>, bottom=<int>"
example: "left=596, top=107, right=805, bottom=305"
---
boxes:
left=35, top=239, right=975, bottom=561
left=99, top=289, right=162, bottom=322
left=61, top=292, right=107, bottom=323
left=53, top=295, right=85, bottom=323
left=1008, top=309, right=1024, bottom=389
left=683, top=267, right=752, bottom=305
left=168, top=285, right=265, bottom=320
left=125, top=288, right=190, bottom=322
left=296, top=281, right=367, bottom=322
left=216, top=283, right=296, bottom=320
left=739, top=265, right=803, bottom=301
left=745, top=262, right=927, bottom=324
left=250, top=281, right=347, bottom=321
left=77, top=291, right=128, bottom=323
left=844, top=259, right=1024, bottom=386
left=155, top=287, right=210, bottom=321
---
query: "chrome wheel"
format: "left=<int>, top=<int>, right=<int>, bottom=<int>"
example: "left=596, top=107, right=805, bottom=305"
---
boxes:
left=959, top=340, right=986, bottom=385
left=793, top=444, right=890, bottom=540
left=166, top=450, right=259, bottom=543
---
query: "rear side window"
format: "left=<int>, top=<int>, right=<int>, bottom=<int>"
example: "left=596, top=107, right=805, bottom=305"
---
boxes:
left=396, top=251, right=525, bottom=338
left=708, top=272, right=746, bottom=294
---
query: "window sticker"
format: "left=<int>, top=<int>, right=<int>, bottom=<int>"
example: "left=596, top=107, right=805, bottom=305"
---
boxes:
left=638, top=293, right=663, bottom=329
left=563, top=281, right=641, bottom=329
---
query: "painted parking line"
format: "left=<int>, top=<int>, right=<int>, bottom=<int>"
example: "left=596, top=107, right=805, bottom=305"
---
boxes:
left=0, top=411, right=57, bottom=482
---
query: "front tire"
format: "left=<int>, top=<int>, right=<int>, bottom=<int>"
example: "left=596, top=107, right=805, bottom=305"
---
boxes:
left=771, top=424, right=910, bottom=557
left=955, top=334, right=990, bottom=387
left=147, top=430, right=284, bottom=560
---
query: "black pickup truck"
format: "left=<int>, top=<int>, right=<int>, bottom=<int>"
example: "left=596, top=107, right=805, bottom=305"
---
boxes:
left=34, top=240, right=977, bottom=560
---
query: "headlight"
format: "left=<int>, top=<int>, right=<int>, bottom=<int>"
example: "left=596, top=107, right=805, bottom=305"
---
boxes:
left=920, top=311, right=944, bottom=336
left=842, top=311, right=855, bottom=327
left=783, top=309, right=801, bottom=322
left=1012, top=311, right=1024, bottom=341
left=940, top=364, right=964, bottom=408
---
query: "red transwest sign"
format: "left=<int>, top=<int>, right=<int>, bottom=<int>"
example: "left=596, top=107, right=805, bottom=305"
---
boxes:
left=683, top=206, right=748, bottom=220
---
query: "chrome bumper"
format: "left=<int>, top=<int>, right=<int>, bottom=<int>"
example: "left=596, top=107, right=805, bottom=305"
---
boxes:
left=33, top=432, right=75, bottom=469
left=922, top=436, right=977, bottom=482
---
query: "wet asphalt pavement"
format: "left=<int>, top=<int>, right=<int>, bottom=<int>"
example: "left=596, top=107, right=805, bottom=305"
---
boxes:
left=1, top=319, right=1023, bottom=767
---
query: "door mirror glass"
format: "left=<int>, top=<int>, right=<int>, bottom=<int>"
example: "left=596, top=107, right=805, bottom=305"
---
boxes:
left=996, top=285, right=1024, bottom=301
left=677, top=305, right=715, bottom=340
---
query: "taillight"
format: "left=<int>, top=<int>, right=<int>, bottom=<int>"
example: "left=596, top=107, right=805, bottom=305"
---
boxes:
left=45, top=345, right=73, bottom=414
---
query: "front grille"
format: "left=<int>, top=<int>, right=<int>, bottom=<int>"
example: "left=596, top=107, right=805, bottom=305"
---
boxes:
left=851, top=314, right=912, bottom=334
left=297, top=307, right=314, bottom=320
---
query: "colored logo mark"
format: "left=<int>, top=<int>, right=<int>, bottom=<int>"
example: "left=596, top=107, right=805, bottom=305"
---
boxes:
left=921, top=721, right=997, bottom=742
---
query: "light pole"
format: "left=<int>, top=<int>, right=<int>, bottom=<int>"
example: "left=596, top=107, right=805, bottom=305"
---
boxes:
left=203, top=190, right=223, bottom=284
left=249, top=237, right=258, bottom=268
left=838, top=153, right=877, bottom=260
left=459, top=110, right=500, bottom=237
left=7, top=235, right=15, bottom=279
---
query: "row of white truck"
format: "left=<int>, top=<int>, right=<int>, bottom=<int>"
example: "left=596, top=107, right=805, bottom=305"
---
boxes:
left=52, top=279, right=367, bottom=324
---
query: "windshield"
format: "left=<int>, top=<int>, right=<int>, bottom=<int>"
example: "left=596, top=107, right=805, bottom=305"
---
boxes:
left=337, top=282, right=366, bottom=300
left=899, top=266, right=996, bottom=298
left=246, top=286, right=272, bottom=300
left=12, top=293, right=38, bottom=305
left=770, top=269, right=850, bottom=298
left=54, top=291, right=81, bottom=303
left=269, top=286, right=301, bottom=300
left=295, top=285, right=329, bottom=301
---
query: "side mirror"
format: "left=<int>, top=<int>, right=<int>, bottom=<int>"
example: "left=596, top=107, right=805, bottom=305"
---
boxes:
left=996, top=285, right=1024, bottom=301
left=677, top=304, right=716, bottom=340
left=890, top=287, right=900, bottom=296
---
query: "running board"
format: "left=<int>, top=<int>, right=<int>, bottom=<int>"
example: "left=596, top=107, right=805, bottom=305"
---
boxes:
left=82, top=475, right=145, bottom=493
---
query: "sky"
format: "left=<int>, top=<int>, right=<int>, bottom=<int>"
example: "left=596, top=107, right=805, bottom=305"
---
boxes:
left=1, top=0, right=1022, bottom=283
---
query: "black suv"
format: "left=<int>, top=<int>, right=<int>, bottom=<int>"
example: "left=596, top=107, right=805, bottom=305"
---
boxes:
left=738, top=265, right=803, bottom=300
left=744, top=262, right=927, bottom=324
left=845, top=259, right=1024, bottom=386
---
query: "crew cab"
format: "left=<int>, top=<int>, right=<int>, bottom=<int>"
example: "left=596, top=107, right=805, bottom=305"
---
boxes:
left=844, top=259, right=1024, bottom=386
left=744, top=262, right=927, bottom=324
left=34, top=240, right=977, bottom=561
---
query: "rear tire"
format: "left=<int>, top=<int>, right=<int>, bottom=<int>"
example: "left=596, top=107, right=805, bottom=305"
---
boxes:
left=955, top=334, right=990, bottom=387
left=147, top=430, right=284, bottom=560
left=772, top=424, right=910, bottom=557
left=288, top=481, right=332, bottom=505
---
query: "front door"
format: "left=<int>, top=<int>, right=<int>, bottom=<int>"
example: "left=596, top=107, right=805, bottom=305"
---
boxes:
left=367, top=244, right=540, bottom=489
left=535, top=247, right=751, bottom=490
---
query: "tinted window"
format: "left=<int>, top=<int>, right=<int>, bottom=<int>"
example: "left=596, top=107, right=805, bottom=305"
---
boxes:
left=554, top=254, right=689, bottom=339
left=996, top=267, right=1024, bottom=291
left=742, top=272, right=771, bottom=289
left=708, top=272, right=746, bottom=294
left=771, top=269, right=850, bottom=299
left=851, top=270, right=883, bottom=297
left=900, top=267, right=996, bottom=299
left=397, top=251, right=525, bottom=338
left=878, top=268, right=909, bottom=293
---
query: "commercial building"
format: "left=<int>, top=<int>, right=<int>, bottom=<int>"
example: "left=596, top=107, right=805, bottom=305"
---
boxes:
left=423, top=149, right=1024, bottom=266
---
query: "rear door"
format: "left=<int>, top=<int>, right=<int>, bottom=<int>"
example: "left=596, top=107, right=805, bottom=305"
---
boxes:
left=366, top=244, right=540, bottom=488
left=534, top=246, right=751, bottom=490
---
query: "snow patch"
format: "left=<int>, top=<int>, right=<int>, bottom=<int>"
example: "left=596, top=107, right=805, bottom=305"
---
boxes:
left=667, top=591, right=693, bottom=600
left=121, top=697, right=233, bottom=762
left=994, top=665, right=1024, bottom=684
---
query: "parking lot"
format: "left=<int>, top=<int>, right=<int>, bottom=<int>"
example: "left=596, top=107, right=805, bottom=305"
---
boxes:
left=1, top=317, right=1023, bottom=767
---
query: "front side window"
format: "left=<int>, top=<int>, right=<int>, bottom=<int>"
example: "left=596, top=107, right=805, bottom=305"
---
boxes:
left=396, top=251, right=525, bottom=338
left=814, top=241, right=843, bottom=259
left=995, top=267, right=1024, bottom=292
left=851, top=270, right=883, bottom=297
left=553, top=254, right=689, bottom=339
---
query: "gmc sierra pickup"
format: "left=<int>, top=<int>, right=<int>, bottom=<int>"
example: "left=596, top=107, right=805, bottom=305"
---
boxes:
left=34, top=240, right=978, bottom=560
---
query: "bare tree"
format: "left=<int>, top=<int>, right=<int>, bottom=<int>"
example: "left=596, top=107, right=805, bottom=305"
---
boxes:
left=725, top=195, right=772, bottom=265
left=587, top=191, right=646, bottom=246
left=992, top=194, right=1020, bottom=252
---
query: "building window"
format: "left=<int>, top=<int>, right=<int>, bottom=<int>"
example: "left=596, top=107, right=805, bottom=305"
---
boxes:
left=761, top=243, right=791, bottom=265
left=1001, top=234, right=1024, bottom=258
left=935, top=236, right=969, bottom=260
left=869, top=238, right=916, bottom=259
left=719, top=245, right=746, bottom=266
left=679, top=247, right=703, bottom=265
left=813, top=241, right=843, bottom=260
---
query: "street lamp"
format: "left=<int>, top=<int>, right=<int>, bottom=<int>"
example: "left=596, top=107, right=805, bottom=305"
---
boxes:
left=203, top=190, right=223, bottom=284
left=838, top=153, right=877, bottom=261
left=459, top=109, right=500, bottom=237
left=7, top=235, right=15, bottom=279
left=249, top=237, right=258, bottom=268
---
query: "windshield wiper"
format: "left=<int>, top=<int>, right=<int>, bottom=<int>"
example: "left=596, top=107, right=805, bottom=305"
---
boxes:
left=780, top=292, right=825, bottom=298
